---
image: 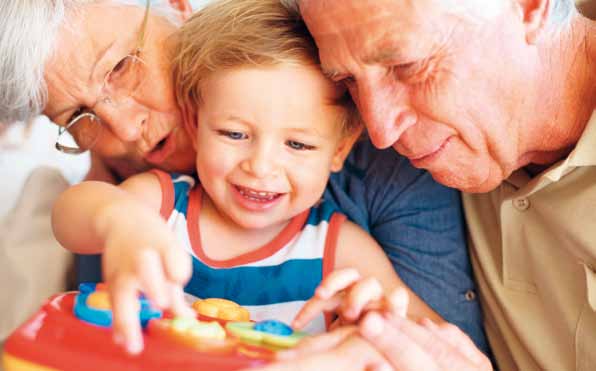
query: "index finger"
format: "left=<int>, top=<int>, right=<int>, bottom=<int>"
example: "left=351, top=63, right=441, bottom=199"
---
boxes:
left=292, top=293, right=342, bottom=329
left=109, top=275, right=144, bottom=355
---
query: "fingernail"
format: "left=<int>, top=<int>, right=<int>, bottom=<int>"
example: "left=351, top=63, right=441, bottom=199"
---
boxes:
left=361, top=313, right=384, bottom=338
left=113, top=333, right=124, bottom=345
left=421, top=318, right=438, bottom=329
left=316, top=287, right=329, bottom=298
left=375, top=363, right=393, bottom=371
left=127, top=338, right=143, bottom=355
left=276, top=350, right=295, bottom=360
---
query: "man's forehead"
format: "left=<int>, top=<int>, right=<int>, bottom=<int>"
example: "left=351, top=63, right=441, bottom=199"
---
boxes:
left=301, top=0, right=502, bottom=28
left=301, top=0, right=435, bottom=55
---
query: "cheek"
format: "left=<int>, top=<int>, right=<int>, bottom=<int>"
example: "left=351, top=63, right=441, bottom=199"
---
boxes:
left=288, top=157, right=333, bottom=200
left=195, top=142, right=235, bottom=183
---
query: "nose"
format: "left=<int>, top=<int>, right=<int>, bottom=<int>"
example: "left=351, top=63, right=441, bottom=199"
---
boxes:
left=354, top=75, right=417, bottom=149
left=240, top=141, right=279, bottom=179
left=96, top=100, right=146, bottom=142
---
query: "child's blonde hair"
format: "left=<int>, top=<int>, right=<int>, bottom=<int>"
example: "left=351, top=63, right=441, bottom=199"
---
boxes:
left=172, top=0, right=360, bottom=135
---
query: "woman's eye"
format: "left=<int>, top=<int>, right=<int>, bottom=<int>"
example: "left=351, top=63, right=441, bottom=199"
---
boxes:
left=339, top=76, right=356, bottom=88
left=218, top=130, right=247, bottom=140
left=106, top=56, right=131, bottom=83
left=68, top=107, right=87, bottom=123
left=286, top=140, right=315, bottom=151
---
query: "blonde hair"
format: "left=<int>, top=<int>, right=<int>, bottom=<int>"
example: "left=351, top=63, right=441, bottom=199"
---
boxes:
left=172, top=0, right=360, bottom=134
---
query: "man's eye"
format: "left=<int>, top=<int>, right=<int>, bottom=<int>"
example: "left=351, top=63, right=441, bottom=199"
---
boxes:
left=218, top=130, right=247, bottom=140
left=391, top=61, right=418, bottom=78
left=286, top=140, right=315, bottom=151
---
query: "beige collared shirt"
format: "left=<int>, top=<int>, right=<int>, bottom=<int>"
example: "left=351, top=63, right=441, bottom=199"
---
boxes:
left=463, top=110, right=596, bottom=370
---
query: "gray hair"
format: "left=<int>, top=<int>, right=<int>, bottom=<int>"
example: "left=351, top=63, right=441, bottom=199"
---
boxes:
left=281, top=0, right=578, bottom=27
left=0, top=0, right=181, bottom=125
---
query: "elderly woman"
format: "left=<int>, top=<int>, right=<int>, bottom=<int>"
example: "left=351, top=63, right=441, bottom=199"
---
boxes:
left=0, top=0, right=488, bottom=367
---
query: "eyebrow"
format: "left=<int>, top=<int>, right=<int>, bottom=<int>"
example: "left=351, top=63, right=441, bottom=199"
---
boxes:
left=50, top=40, right=117, bottom=122
left=362, top=47, right=402, bottom=65
left=321, top=45, right=404, bottom=81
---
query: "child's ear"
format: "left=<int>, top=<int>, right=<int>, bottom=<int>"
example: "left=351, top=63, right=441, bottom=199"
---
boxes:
left=180, top=100, right=199, bottom=150
left=168, top=0, right=193, bottom=21
left=330, top=126, right=363, bottom=172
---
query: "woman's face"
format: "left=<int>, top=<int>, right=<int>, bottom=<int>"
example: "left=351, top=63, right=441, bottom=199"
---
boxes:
left=44, top=4, right=195, bottom=179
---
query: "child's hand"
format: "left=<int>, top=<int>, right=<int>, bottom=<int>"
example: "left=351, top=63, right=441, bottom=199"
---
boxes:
left=97, top=201, right=194, bottom=354
left=292, top=268, right=409, bottom=330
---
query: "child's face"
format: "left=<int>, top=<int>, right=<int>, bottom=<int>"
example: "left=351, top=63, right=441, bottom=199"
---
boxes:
left=193, top=64, right=357, bottom=230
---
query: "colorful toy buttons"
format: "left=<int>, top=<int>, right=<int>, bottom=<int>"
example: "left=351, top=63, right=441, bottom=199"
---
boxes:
left=73, top=283, right=161, bottom=328
left=192, top=298, right=250, bottom=321
left=226, top=320, right=307, bottom=349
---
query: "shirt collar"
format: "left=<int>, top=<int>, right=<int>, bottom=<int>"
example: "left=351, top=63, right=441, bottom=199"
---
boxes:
left=505, top=109, right=596, bottom=191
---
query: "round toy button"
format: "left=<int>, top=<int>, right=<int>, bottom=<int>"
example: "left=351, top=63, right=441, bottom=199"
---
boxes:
left=226, top=321, right=307, bottom=349
left=86, top=291, right=111, bottom=310
left=192, top=298, right=250, bottom=321
left=254, top=320, right=293, bottom=336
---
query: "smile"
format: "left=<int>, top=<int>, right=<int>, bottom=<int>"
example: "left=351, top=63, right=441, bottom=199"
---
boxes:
left=410, top=136, right=453, bottom=166
left=234, top=185, right=283, bottom=203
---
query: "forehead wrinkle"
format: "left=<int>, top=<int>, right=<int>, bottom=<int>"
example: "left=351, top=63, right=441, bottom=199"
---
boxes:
left=45, top=20, right=107, bottom=121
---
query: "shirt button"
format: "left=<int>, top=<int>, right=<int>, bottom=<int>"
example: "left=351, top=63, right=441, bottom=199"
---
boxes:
left=513, top=197, right=530, bottom=211
left=465, top=290, right=477, bottom=301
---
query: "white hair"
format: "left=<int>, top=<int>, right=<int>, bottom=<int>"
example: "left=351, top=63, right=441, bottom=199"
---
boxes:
left=0, top=0, right=181, bottom=124
left=281, top=0, right=578, bottom=26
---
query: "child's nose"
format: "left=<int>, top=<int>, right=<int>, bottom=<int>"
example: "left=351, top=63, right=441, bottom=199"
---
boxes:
left=241, top=146, right=279, bottom=179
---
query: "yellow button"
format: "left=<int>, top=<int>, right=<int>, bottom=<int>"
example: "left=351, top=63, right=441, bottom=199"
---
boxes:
left=193, top=298, right=250, bottom=321
left=87, top=291, right=111, bottom=310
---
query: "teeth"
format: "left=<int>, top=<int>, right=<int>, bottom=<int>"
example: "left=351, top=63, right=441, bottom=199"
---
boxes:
left=237, top=187, right=280, bottom=202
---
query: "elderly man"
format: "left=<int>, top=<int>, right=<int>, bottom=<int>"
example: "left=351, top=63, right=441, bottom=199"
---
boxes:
left=265, top=0, right=596, bottom=369
left=0, top=0, right=487, bottom=362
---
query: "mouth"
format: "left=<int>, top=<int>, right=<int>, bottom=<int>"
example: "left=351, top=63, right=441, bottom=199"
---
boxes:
left=145, top=131, right=177, bottom=165
left=234, top=185, right=284, bottom=203
left=231, top=184, right=286, bottom=212
left=409, top=136, right=453, bottom=166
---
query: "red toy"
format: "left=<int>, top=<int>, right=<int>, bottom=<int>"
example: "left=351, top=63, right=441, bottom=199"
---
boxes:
left=2, top=283, right=306, bottom=371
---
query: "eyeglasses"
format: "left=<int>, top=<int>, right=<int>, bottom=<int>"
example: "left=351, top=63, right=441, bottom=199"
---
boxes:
left=55, top=0, right=151, bottom=155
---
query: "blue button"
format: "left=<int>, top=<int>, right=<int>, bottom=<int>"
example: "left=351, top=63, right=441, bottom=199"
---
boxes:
left=254, top=320, right=293, bottom=336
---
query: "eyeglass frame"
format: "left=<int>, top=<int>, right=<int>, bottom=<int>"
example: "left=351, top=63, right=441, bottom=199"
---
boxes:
left=54, top=0, right=151, bottom=155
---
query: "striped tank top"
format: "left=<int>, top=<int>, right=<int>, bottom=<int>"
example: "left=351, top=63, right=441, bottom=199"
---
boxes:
left=151, top=170, right=346, bottom=334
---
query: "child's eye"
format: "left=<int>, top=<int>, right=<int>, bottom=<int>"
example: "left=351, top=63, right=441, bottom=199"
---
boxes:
left=218, top=130, right=247, bottom=140
left=286, top=140, right=315, bottom=151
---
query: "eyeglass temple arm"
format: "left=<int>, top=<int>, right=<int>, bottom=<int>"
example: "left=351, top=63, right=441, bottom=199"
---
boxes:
left=136, top=0, right=151, bottom=54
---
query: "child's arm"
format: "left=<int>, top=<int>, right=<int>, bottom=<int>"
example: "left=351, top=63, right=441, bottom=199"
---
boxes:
left=293, top=220, right=443, bottom=328
left=52, top=173, right=193, bottom=353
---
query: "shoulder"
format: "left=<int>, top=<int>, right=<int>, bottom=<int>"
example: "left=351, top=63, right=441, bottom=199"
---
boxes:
left=326, top=138, right=460, bottom=225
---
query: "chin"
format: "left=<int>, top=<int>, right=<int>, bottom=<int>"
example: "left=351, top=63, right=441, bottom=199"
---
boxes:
left=234, top=218, right=279, bottom=230
left=430, top=170, right=503, bottom=194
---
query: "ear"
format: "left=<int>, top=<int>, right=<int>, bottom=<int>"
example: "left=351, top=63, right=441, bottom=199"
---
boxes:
left=180, top=99, right=199, bottom=150
left=514, top=0, right=551, bottom=44
left=330, top=127, right=363, bottom=172
left=168, top=0, right=193, bottom=21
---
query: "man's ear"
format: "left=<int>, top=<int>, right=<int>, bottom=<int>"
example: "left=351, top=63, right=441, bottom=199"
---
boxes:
left=169, top=0, right=193, bottom=21
left=180, top=100, right=198, bottom=150
left=515, top=0, right=551, bottom=44
left=330, top=126, right=363, bottom=173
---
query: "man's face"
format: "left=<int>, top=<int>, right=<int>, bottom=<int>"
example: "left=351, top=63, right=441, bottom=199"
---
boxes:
left=302, top=0, right=535, bottom=193
left=44, top=4, right=195, bottom=179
